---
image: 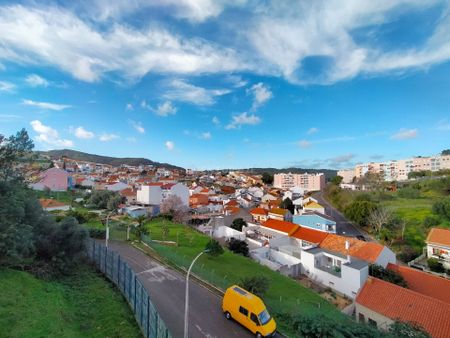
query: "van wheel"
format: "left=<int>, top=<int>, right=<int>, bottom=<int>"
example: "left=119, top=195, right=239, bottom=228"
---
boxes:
left=224, top=311, right=231, bottom=320
left=256, top=332, right=262, bottom=338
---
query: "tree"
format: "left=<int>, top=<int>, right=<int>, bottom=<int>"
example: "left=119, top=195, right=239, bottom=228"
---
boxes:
left=230, top=218, right=247, bottom=232
left=367, top=207, right=392, bottom=235
left=279, top=197, right=295, bottom=214
left=227, top=238, right=249, bottom=256
left=239, top=276, right=269, bottom=297
left=369, top=264, right=407, bottom=287
left=0, top=129, right=34, bottom=182
left=432, top=196, right=450, bottom=220
left=89, top=190, right=122, bottom=210
left=160, top=195, right=189, bottom=223
left=388, top=321, right=430, bottom=338
left=205, top=239, right=224, bottom=257
left=344, top=200, right=378, bottom=227
left=261, top=173, right=274, bottom=185
left=441, top=149, right=450, bottom=156
left=330, top=175, right=343, bottom=186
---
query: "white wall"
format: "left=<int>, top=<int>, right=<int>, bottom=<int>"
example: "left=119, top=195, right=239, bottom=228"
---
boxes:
left=213, top=226, right=246, bottom=241
left=374, top=247, right=396, bottom=268
left=137, top=186, right=162, bottom=205
left=170, top=183, right=189, bottom=206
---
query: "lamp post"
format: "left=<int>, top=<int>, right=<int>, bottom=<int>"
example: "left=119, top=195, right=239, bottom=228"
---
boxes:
left=105, top=210, right=115, bottom=249
left=184, top=250, right=209, bottom=338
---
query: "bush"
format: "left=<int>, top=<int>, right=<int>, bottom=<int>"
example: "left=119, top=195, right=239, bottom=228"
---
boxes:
left=239, top=275, right=269, bottom=297
left=227, top=238, right=249, bottom=256
left=67, top=209, right=98, bottom=224
left=344, top=200, right=378, bottom=227
left=88, top=228, right=106, bottom=239
left=427, top=258, right=445, bottom=273
left=397, top=186, right=421, bottom=199
left=369, top=264, right=407, bottom=287
left=230, top=218, right=247, bottom=232
left=205, top=239, right=224, bottom=257
left=398, top=246, right=420, bottom=263
left=432, top=196, right=450, bottom=220
left=423, top=215, right=440, bottom=228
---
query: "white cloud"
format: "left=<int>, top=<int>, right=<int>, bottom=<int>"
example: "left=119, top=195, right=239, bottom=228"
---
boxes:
left=248, top=82, right=272, bottom=111
left=200, top=132, right=212, bottom=140
left=126, top=103, right=133, bottom=111
left=153, top=101, right=177, bottom=117
left=30, top=120, right=74, bottom=147
left=0, top=5, right=245, bottom=83
left=437, top=119, right=450, bottom=131
left=0, top=80, right=15, bottom=92
left=129, top=120, right=145, bottom=133
left=226, top=112, right=261, bottom=129
left=99, top=133, right=119, bottom=141
left=391, top=128, right=418, bottom=140
left=25, top=74, right=49, bottom=87
left=212, top=116, right=220, bottom=125
left=328, top=153, right=356, bottom=168
left=307, top=127, right=319, bottom=135
left=298, top=140, right=311, bottom=148
left=22, top=99, right=71, bottom=111
left=74, top=126, right=94, bottom=139
left=165, top=140, right=175, bottom=151
left=164, top=79, right=230, bottom=106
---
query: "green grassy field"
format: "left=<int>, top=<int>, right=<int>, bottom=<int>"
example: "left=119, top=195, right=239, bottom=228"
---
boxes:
left=0, top=267, right=141, bottom=338
left=142, top=218, right=343, bottom=334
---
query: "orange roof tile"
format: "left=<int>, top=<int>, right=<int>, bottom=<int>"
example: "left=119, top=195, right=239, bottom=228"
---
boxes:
left=262, top=219, right=298, bottom=234
left=250, top=207, right=268, bottom=216
left=225, top=206, right=240, bottom=214
left=269, top=208, right=289, bottom=216
left=304, top=201, right=323, bottom=208
left=319, top=234, right=384, bottom=263
left=426, top=227, right=450, bottom=247
left=387, top=263, right=450, bottom=304
left=39, top=198, right=67, bottom=209
left=225, top=200, right=239, bottom=207
left=356, top=277, right=450, bottom=338
left=290, top=227, right=329, bottom=244
left=120, top=188, right=136, bottom=197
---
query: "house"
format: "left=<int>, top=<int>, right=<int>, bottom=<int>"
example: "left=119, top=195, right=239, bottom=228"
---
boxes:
left=250, top=207, right=269, bottom=223
left=425, top=227, right=450, bottom=269
left=32, top=168, right=73, bottom=191
left=124, top=206, right=148, bottom=218
left=268, top=208, right=293, bottom=222
left=136, top=183, right=163, bottom=205
left=162, top=183, right=189, bottom=206
left=190, top=193, right=209, bottom=208
left=120, top=188, right=137, bottom=205
left=261, top=193, right=278, bottom=203
left=302, top=200, right=325, bottom=214
left=292, top=212, right=336, bottom=233
left=355, top=277, right=450, bottom=338
left=105, top=181, right=129, bottom=192
left=39, top=198, right=70, bottom=211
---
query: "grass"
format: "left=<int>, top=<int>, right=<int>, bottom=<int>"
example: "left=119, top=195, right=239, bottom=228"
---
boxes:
left=0, top=266, right=141, bottom=338
left=143, top=218, right=344, bottom=335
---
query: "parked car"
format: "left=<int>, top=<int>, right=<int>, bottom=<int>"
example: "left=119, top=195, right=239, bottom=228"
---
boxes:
left=222, top=285, right=276, bottom=337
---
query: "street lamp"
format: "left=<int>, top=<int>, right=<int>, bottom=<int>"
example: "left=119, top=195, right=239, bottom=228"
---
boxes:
left=105, top=210, right=115, bottom=249
left=184, top=249, right=209, bottom=338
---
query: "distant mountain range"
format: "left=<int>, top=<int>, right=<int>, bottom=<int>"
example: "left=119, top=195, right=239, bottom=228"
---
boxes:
left=36, top=149, right=185, bottom=171
left=222, top=167, right=338, bottom=180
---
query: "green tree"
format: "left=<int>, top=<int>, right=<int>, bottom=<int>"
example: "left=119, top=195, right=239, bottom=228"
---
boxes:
left=344, top=200, right=378, bottom=227
left=330, top=175, right=343, bottom=186
left=441, top=149, right=450, bottom=156
left=432, top=196, right=450, bottom=220
left=227, top=238, right=249, bottom=256
left=369, top=264, right=407, bottom=287
left=89, top=190, right=122, bottom=210
left=239, top=275, right=269, bottom=297
left=279, top=197, right=295, bottom=214
left=261, top=173, right=274, bottom=185
left=230, top=218, right=247, bottom=232
left=0, top=128, right=34, bottom=182
left=388, top=321, right=430, bottom=338
left=205, top=239, right=224, bottom=257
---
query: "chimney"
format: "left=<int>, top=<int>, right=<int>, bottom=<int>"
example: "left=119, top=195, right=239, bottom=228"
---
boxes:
left=345, top=240, right=351, bottom=262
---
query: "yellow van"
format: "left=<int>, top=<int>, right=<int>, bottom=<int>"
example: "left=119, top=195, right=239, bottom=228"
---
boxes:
left=222, top=285, right=276, bottom=337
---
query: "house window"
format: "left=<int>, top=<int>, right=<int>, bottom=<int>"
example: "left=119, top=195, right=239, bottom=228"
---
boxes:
left=239, top=306, right=249, bottom=316
left=368, top=319, right=377, bottom=327
left=358, top=313, right=365, bottom=322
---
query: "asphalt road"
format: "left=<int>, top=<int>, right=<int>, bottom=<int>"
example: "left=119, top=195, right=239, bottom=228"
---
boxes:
left=109, top=242, right=279, bottom=338
left=313, top=192, right=369, bottom=239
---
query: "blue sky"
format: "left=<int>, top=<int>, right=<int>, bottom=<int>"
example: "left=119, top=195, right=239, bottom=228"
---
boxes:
left=0, top=1, right=449, bottom=170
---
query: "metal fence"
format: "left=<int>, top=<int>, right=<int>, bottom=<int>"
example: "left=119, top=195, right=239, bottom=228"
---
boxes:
left=86, top=239, right=172, bottom=338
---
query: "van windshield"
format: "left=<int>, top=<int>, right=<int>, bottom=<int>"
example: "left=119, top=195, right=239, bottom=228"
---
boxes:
left=258, top=310, right=271, bottom=325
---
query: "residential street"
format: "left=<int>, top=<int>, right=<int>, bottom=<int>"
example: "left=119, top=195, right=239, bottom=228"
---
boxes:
left=108, top=241, right=280, bottom=338
left=313, top=192, right=370, bottom=240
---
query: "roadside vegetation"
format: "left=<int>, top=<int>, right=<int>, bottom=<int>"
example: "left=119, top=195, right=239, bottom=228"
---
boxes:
left=325, top=172, right=450, bottom=263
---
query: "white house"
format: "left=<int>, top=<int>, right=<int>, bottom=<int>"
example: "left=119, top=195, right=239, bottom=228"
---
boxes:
left=137, top=184, right=163, bottom=205
left=162, top=183, right=189, bottom=206
left=105, top=181, right=129, bottom=192
left=426, top=227, right=450, bottom=269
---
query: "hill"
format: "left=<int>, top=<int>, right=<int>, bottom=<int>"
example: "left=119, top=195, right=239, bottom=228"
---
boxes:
left=222, top=167, right=337, bottom=180
left=37, top=149, right=184, bottom=171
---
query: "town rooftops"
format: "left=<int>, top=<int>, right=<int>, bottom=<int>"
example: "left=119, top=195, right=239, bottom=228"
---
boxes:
left=262, top=219, right=298, bottom=235
left=304, top=201, right=323, bottom=209
left=319, top=234, right=384, bottom=263
left=39, top=198, right=67, bottom=209
left=250, top=207, right=268, bottom=216
left=426, top=227, right=450, bottom=247
left=387, top=263, right=450, bottom=304
left=268, top=207, right=289, bottom=216
left=290, top=226, right=329, bottom=244
left=356, top=277, right=450, bottom=338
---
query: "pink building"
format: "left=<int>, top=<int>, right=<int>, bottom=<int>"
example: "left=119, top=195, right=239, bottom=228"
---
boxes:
left=33, top=168, right=72, bottom=191
left=273, top=172, right=325, bottom=191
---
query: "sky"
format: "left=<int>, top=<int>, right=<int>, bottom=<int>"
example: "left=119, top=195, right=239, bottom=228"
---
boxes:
left=0, top=0, right=449, bottom=170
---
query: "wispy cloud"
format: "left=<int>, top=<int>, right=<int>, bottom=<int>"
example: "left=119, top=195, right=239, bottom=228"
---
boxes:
left=391, top=128, right=418, bottom=140
left=307, top=127, right=319, bottom=135
left=73, top=126, right=94, bottom=139
left=0, top=80, right=15, bottom=92
left=328, top=153, right=356, bottom=168
left=212, top=116, right=220, bottom=125
left=200, top=132, right=212, bottom=140
left=25, top=74, right=49, bottom=87
left=248, top=82, right=272, bottom=111
left=153, top=101, right=177, bottom=117
left=129, top=120, right=145, bottom=133
left=30, top=120, right=74, bottom=147
left=298, top=140, right=311, bottom=148
left=164, top=79, right=230, bottom=106
left=125, top=103, right=133, bottom=111
left=165, top=140, right=175, bottom=151
left=22, top=99, right=71, bottom=111
left=226, top=112, right=261, bottom=129
left=437, top=119, right=450, bottom=131
left=99, top=133, right=119, bottom=141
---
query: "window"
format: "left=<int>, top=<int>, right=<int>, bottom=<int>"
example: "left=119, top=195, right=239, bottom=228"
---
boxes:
left=239, top=306, right=248, bottom=316
left=358, top=313, right=365, bottom=322
left=258, top=310, right=271, bottom=325
left=250, top=313, right=259, bottom=326
left=368, top=319, right=377, bottom=327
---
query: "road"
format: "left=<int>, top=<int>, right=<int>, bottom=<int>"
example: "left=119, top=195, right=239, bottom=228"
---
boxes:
left=109, top=242, right=279, bottom=338
left=313, top=192, right=369, bottom=239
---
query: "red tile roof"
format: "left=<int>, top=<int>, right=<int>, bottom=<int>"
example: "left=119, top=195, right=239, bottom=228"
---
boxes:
left=120, top=188, right=136, bottom=197
left=356, top=277, right=450, bottom=338
left=387, top=263, right=450, bottom=304
left=262, top=219, right=298, bottom=234
left=319, top=234, right=385, bottom=263
left=250, top=207, right=268, bottom=216
left=290, top=227, right=329, bottom=244
left=426, top=227, right=450, bottom=247
left=161, top=183, right=176, bottom=190
left=225, top=200, right=239, bottom=207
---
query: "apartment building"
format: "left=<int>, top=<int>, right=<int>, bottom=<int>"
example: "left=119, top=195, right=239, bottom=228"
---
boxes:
left=337, top=168, right=355, bottom=183
left=273, top=172, right=325, bottom=191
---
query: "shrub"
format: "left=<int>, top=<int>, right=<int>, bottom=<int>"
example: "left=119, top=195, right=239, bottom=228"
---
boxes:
left=398, top=246, right=420, bottom=263
left=230, top=218, right=247, bottom=232
left=432, top=197, right=450, bottom=220
left=227, top=238, right=249, bottom=256
left=239, top=275, right=269, bottom=297
left=205, top=239, right=224, bottom=257
left=369, top=264, right=407, bottom=287
left=397, top=186, right=421, bottom=199
left=423, top=215, right=440, bottom=228
left=88, top=228, right=106, bottom=239
left=427, top=258, right=445, bottom=273
left=344, top=200, right=378, bottom=227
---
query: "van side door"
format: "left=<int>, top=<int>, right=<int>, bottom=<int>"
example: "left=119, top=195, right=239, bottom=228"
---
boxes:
left=238, top=306, right=250, bottom=329
left=249, top=312, right=260, bottom=333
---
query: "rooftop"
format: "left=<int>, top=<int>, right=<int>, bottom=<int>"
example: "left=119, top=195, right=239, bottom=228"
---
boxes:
left=426, top=227, right=450, bottom=247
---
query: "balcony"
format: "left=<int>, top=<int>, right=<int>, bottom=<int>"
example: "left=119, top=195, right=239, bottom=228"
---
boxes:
left=314, top=261, right=342, bottom=277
